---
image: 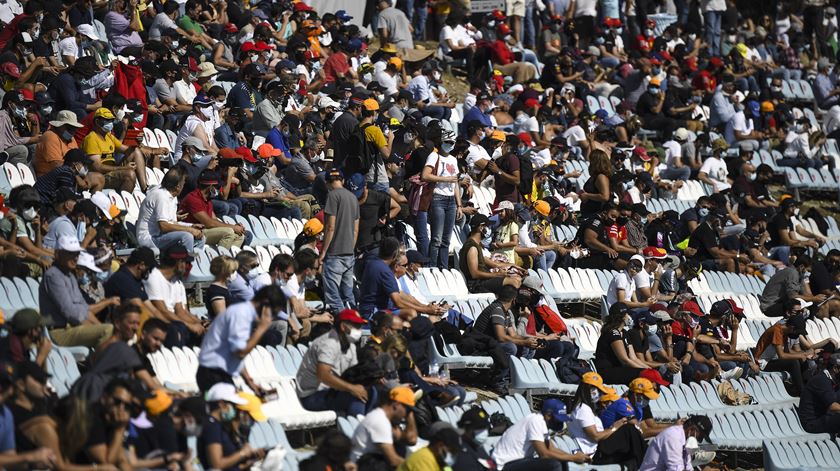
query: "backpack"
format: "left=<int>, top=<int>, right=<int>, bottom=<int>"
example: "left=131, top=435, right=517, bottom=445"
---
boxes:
left=518, top=152, right=534, bottom=199
left=716, top=380, right=754, bottom=406
left=555, top=357, right=592, bottom=384
left=526, top=304, right=568, bottom=336
left=342, top=122, right=378, bottom=178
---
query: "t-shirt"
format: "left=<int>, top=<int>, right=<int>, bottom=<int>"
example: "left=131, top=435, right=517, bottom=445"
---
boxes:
left=754, top=322, right=796, bottom=361
left=323, top=187, right=360, bottom=256
left=599, top=397, right=640, bottom=428
left=799, top=370, right=838, bottom=425
left=104, top=266, right=147, bottom=301
left=350, top=407, right=393, bottom=461
left=34, top=129, right=78, bottom=177
left=357, top=189, right=390, bottom=251
left=626, top=327, right=650, bottom=356
left=758, top=268, right=801, bottom=311
left=767, top=212, right=793, bottom=248
left=397, top=447, right=440, bottom=471
left=594, top=327, right=625, bottom=371
left=148, top=12, right=177, bottom=41
left=470, top=301, right=511, bottom=340
left=323, top=51, right=350, bottom=84
left=810, top=261, right=834, bottom=296
left=363, top=125, right=389, bottom=186
left=144, top=268, right=187, bottom=312
left=378, top=7, right=414, bottom=49
left=197, top=418, right=239, bottom=471
left=0, top=406, right=14, bottom=453
left=688, top=222, right=720, bottom=261
left=495, top=153, right=521, bottom=203
left=81, top=131, right=122, bottom=165
left=569, top=404, right=602, bottom=455
left=425, top=151, right=458, bottom=197
left=493, top=220, right=519, bottom=264
left=492, top=413, right=550, bottom=467
left=296, top=329, right=358, bottom=397
left=606, top=272, right=635, bottom=308
left=358, top=259, right=399, bottom=316
left=699, top=156, right=730, bottom=192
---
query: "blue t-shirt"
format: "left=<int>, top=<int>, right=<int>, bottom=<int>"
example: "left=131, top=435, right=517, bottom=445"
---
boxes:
left=104, top=266, right=148, bottom=301
left=358, top=259, right=399, bottom=316
left=266, top=127, right=291, bottom=160
left=460, top=106, right=492, bottom=134
left=197, top=417, right=239, bottom=471
left=599, top=397, right=642, bottom=428
left=227, top=82, right=255, bottom=111
left=0, top=406, right=15, bottom=452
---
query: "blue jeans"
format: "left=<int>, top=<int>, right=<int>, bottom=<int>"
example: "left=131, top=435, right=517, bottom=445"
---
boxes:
left=523, top=2, right=536, bottom=48
left=323, top=254, right=355, bottom=309
left=704, top=11, right=723, bottom=56
left=422, top=105, right=451, bottom=120
left=405, top=0, right=428, bottom=40
left=153, top=230, right=205, bottom=254
left=429, top=195, right=456, bottom=269
left=414, top=211, right=430, bottom=258
left=769, top=246, right=791, bottom=265
left=534, top=250, right=557, bottom=271
left=300, top=386, right=379, bottom=417
left=212, top=199, right=240, bottom=218
left=660, top=166, right=692, bottom=181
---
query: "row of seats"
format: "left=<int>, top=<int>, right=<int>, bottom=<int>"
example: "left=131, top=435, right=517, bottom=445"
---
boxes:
left=0, top=162, right=36, bottom=193
left=764, top=438, right=840, bottom=470
left=784, top=167, right=840, bottom=194
left=509, top=356, right=579, bottom=396
left=0, top=277, right=39, bottom=314
left=415, top=268, right=496, bottom=303
left=707, top=406, right=827, bottom=451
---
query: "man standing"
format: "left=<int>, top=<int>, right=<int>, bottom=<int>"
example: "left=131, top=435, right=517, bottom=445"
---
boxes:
left=638, top=415, right=714, bottom=470
left=376, top=0, right=414, bottom=50
left=319, top=170, right=360, bottom=310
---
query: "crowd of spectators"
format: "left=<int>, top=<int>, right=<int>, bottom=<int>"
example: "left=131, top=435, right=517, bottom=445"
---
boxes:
left=1, top=0, right=840, bottom=468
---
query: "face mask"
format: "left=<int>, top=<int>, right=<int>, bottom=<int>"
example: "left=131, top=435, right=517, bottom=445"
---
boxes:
left=12, top=107, right=26, bottom=119
left=616, top=216, right=629, bottom=226
left=191, top=152, right=203, bottom=163
left=727, top=35, right=736, bottom=42
left=481, top=228, right=490, bottom=238
left=590, top=389, right=602, bottom=402
left=79, top=273, right=90, bottom=285
left=647, top=324, right=658, bottom=335
left=101, top=121, right=114, bottom=133
left=347, top=327, right=363, bottom=342
left=474, top=429, right=489, bottom=444
left=115, top=109, right=126, bottom=121
left=22, top=207, right=37, bottom=221
left=247, top=267, right=260, bottom=280
left=443, top=452, right=456, bottom=467
left=376, top=93, right=385, bottom=102
left=60, top=128, right=75, bottom=141
left=213, top=101, right=225, bottom=110
left=432, top=71, right=441, bottom=81
left=441, top=141, right=455, bottom=153
left=492, top=147, right=503, bottom=159
left=624, top=316, right=634, bottom=330
left=96, top=270, right=110, bottom=283
left=220, top=406, right=236, bottom=422
left=200, top=106, right=214, bottom=120
left=250, top=54, right=260, bottom=63
left=685, top=436, right=699, bottom=453
left=476, top=131, right=485, bottom=141
left=648, top=87, right=659, bottom=95
left=517, top=145, right=527, bottom=155
left=184, top=421, right=202, bottom=437
left=304, top=274, right=316, bottom=284
left=645, top=28, right=654, bottom=36
left=794, top=208, right=800, bottom=216
left=697, top=207, right=709, bottom=218
left=132, top=113, right=143, bottom=123
left=615, top=27, right=623, bottom=34
left=652, top=67, right=661, bottom=75
left=42, top=105, right=53, bottom=116
left=228, top=272, right=238, bottom=283
left=78, top=165, right=88, bottom=176
left=487, top=20, right=496, bottom=27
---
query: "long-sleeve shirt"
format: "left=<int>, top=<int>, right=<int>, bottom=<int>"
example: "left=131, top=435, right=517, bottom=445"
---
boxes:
left=638, top=425, right=691, bottom=471
left=709, top=87, right=735, bottom=128
left=198, top=301, right=258, bottom=375
left=48, top=72, right=94, bottom=120
left=0, top=110, right=27, bottom=151
left=39, top=265, right=89, bottom=327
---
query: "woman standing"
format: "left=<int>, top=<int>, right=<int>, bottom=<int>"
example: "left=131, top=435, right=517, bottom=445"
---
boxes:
left=206, top=255, right=237, bottom=320
left=578, top=150, right=613, bottom=219
left=422, top=128, right=462, bottom=268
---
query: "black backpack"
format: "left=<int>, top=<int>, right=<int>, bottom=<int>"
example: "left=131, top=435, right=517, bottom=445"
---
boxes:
left=518, top=152, right=534, bottom=198
left=342, top=123, right=378, bottom=179
left=555, top=357, right=592, bottom=384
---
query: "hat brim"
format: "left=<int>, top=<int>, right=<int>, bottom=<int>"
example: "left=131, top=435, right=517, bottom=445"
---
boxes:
left=49, top=120, right=84, bottom=128
left=641, top=389, right=660, bottom=399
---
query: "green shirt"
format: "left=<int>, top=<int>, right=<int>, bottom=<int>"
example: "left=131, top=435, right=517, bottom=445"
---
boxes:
left=178, top=15, right=203, bottom=35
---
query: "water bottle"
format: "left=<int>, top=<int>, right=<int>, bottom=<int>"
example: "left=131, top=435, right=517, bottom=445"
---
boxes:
left=430, top=361, right=440, bottom=378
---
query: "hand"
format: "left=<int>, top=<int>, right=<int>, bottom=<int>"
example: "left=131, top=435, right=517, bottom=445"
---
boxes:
left=258, top=304, right=273, bottom=328
left=190, top=228, right=203, bottom=239
left=606, top=248, right=619, bottom=259
left=571, top=452, right=590, bottom=463
left=348, top=384, right=368, bottom=402
left=186, top=322, right=205, bottom=336
left=26, top=447, right=56, bottom=467
left=527, top=338, right=541, bottom=348
left=30, top=215, right=40, bottom=227
left=239, top=444, right=255, bottom=460
left=233, top=223, right=245, bottom=235
left=109, top=296, right=121, bottom=307
left=666, top=361, right=681, bottom=373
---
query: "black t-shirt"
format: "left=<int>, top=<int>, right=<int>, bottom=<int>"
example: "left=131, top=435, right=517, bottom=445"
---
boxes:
left=78, top=404, right=113, bottom=464
left=695, top=318, right=722, bottom=359
left=129, top=413, right=186, bottom=457
left=205, top=284, right=232, bottom=320
left=7, top=403, right=47, bottom=452
left=174, top=159, right=202, bottom=199
left=580, top=176, right=608, bottom=216
left=594, top=327, right=625, bottom=371
left=577, top=215, right=610, bottom=251
left=799, top=370, right=838, bottom=425
left=678, top=207, right=701, bottom=240
left=104, top=266, right=148, bottom=301
left=32, top=37, right=54, bottom=59
left=635, top=92, right=659, bottom=122
left=688, top=222, right=720, bottom=261
left=331, top=112, right=360, bottom=167
left=198, top=417, right=241, bottom=471
left=356, top=189, right=390, bottom=251
left=626, top=328, right=650, bottom=356
left=810, top=261, right=834, bottom=295
left=767, top=213, right=792, bottom=248
left=132, top=343, right=155, bottom=377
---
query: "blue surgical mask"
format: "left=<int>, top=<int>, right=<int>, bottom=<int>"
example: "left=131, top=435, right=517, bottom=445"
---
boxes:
left=647, top=324, right=658, bottom=335
left=101, top=121, right=114, bottom=132
left=698, top=207, right=710, bottom=218
left=96, top=270, right=110, bottom=282
left=12, top=107, right=26, bottom=119
left=247, top=267, right=260, bottom=280
left=474, top=429, right=489, bottom=444
left=648, top=87, right=659, bottom=95
left=191, top=152, right=203, bottom=163
left=78, top=273, right=90, bottom=286
left=441, top=141, right=455, bottom=153
left=60, top=128, right=75, bottom=141
left=220, top=406, right=236, bottom=422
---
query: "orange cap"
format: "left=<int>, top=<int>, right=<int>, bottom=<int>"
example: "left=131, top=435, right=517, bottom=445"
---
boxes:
left=257, top=143, right=282, bottom=158
left=389, top=386, right=416, bottom=407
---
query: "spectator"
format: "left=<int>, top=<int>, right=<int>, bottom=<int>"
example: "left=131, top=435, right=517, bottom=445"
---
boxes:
left=2, top=309, right=50, bottom=367
left=199, top=383, right=267, bottom=470
left=41, top=189, right=84, bottom=249
left=594, top=303, right=649, bottom=384
left=350, top=385, right=417, bottom=467
left=459, top=214, right=524, bottom=293
left=422, top=126, right=460, bottom=268
left=32, top=110, right=83, bottom=177
left=396, top=427, right=460, bottom=471
left=179, top=169, right=247, bottom=249
left=136, top=167, right=207, bottom=254
left=0, top=361, right=55, bottom=468
left=206, top=255, right=237, bottom=320
left=299, top=430, right=355, bottom=471
left=377, top=0, right=414, bottom=50
left=144, top=245, right=206, bottom=346
left=638, top=415, right=714, bottom=470
left=759, top=255, right=814, bottom=318
left=319, top=169, right=360, bottom=310
left=103, top=247, right=160, bottom=316
left=454, top=407, right=497, bottom=470
left=753, top=309, right=813, bottom=395
left=633, top=247, right=667, bottom=302
left=606, top=255, right=655, bottom=310
left=599, top=377, right=659, bottom=430
left=799, top=353, right=840, bottom=435
left=0, top=91, right=41, bottom=165
left=359, top=237, right=425, bottom=321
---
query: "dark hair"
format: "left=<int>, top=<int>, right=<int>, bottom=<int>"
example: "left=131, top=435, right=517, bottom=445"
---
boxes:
left=111, top=303, right=141, bottom=324
left=312, top=429, right=353, bottom=468
left=160, top=167, right=185, bottom=191
left=794, top=255, right=812, bottom=268
left=569, top=382, right=596, bottom=415
left=268, top=254, right=294, bottom=273
left=294, top=249, right=318, bottom=273
left=497, top=285, right=518, bottom=303
left=235, top=250, right=258, bottom=267
left=103, top=377, right=134, bottom=398
left=142, top=318, right=168, bottom=334
left=207, top=85, right=226, bottom=100
left=174, top=396, right=207, bottom=423
left=784, top=298, right=802, bottom=312
left=379, top=237, right=401, bottom=261
left=253, top=285, right=288, bottom=314
left=102, top=93, right=126, bottom=111
left=604, top=302, right=629, bottom=331
left=163, top=1, right=179, bottom=14
left=370, top=311, right=393, bottom=336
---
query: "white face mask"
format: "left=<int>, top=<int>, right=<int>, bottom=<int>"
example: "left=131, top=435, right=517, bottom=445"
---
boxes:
left=647, top=324, right=658, bottom=335
left=793, top=208, right=800, bottom=216
left=228, top=272, right=238, bottom=283
left=590, top=389, right=601, bottom=402
left=623, top=316, right=634, bottom=331
left=685, top=435, right=699, bottom=454
left=115, top=109, right=126, bottom=121
left=22, top=207, right=37, bottom=221
left=443, top=452, right=456, bottom=466
left=347, top=327, right=363, bottom=342
left=432, top=71, right=441, bottom=81
left=200, top=106, right=214, bottom=120
left=474, top=429, right=489, bottom=444
left=492, top=147, right=503, bottom=159
left=213, top=101, right=225, bottom=110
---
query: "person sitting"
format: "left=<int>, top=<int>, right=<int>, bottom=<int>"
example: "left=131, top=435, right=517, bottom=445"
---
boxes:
left=696, top=299, right=758, bottom=379
left=799, top=353, right=840, bottom=435
left=179, top=169, right=248, bottom=249
left=605, top=255, right=656, bottom=311
left=39, top=235, right=118, bottom=348
left=567, top=372, right=646, bottom=468
left=633, top=247, right=667, bottom=302
left=397, top=427, right=462, bottom=471
left=41, top=189, right=84, bottom=250
left=0, top=360, right=54, bottom=469
left=638, top=415, right=714, bottom=470
left=658, top=259, right=702, bottom=302
left=594, top=303, right=649, bottom=384
left=2, top=309, right=52, bottom=367
left=759, top=255, right=814, bottom=318
left=206, top=255, right=237, bottom=320
left=688, top=210, right=745, bottom=273
left=145, top=245, right=207, bottom=347
left=136, top=167, right=206, bottom=254
left=626, top=311, right=682, bottom=379
left=358, top=237, right=423, bottom=321
left=131, top=318, right=177, bottom=394
left=33, top=110, right=83, bottom=177
left=296, top=309, right=376, bottom=416
left=753, top=309, right=814, bottom=395
left=199, top=383, right=266, bottom=470
left=104, top=247, right=163, bottom=319
left=599, top=377, right=660, bottom=437
left=459, top=214, right=524, bottom=294
left=350, top=386, right=418, bottom=468
left=454, top=407, right=497, bottom=470
left=492, top=398, right=589, bottom=469
left=80, top=107, right=147, bottom=192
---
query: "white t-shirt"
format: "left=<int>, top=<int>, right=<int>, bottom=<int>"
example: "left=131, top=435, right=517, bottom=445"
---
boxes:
left=732, top=111, right=754, bottom=135
left=574, top=0, right=598, bottom=16
left=606, top=271, right=635, bottom=308
left=425, top=151, right=459, bottom=196
left=492, top=413, right=550, bottom=467
left=58, top=37, right=83, bottom=64
left=698, top=156, right=731, bottom=191
left=513, top=112, right=539, bottom=135
left=144, top=268, right=188, bottom=312
left=374, top=70, right=399, bottom=96
left=439, top=24, right=475, bottom=55
left=532, top=148, right=552, bottom=168
left=633, top=268, right=653, bottom=292
left=174, top=79, right=197, bottom=105
left=135, top=187, right=179, bottom=248
left=466, top=142, right=491, bottom=176
left=569, top=404, right=603, bottom=455
left=563, top=125, right=587, bottom=147
left=351, top=407, right=393, bottom=461
left=173, top=115, right=216, bottom=160
left=661, top=140, right=681, bottom=167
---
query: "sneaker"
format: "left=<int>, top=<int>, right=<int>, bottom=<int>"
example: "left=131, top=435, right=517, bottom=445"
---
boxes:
left=720, top=367, right=744, bottom=381
left=691, top=450, right=716, bottom=467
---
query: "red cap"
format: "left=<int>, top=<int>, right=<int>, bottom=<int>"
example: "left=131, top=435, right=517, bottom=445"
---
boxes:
left=293, top=1, right=313, bottom=11
left=0, top=62, right=20, bottom=79
left=725, top=299, right=745, bottom=315
left=517, top=132, right=534, bottom=147
left=491, top=9, right=506, bottom=20
left=603, top=17, right=622, bottom=27
left=241, top=41, right=256, bottom=52
left=254, top=41, right=272, bottom=51
left=17, top=88, right=34, bottom=102
left=640, top=369, right=670, bottom=386
left=224, top=23, right=238, bottom=33
left=524, top=98, right=541, bottom=109
left=680, top=300, right=704, bottom=317
left=685, top=56, right=698, bottom=72
left=649, top=57, right=661, bottom=65
left=709, top=57, right=723, bottom=68
left=646, top=19, right=656, bottom=28
left=642, top=247, right=667, bottom=259
left=497, top=23, right=511, bottom=35
left=235, top=146, right=257, bottom=163
left=338, top=308, right=367, bottom=324
left=218, top=147, right=239, bottom=159
left=649, top=303, right=668, bottom=313
left=633, top=145, right=651, bottom=162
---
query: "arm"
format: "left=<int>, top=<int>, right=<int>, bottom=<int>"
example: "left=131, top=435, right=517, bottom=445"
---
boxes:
left=234, top=306, right=271, bottom=359
left=532, top=440, right=588, bottom=463
left=377, top=443, right=404, bottom=467
left=579, top=174, right=610, bottom=203
left=610, top=339, right=649, bottom=368
left=318, top=214, right=336, bottom=262
left=421, top=165, right=457, bottom=184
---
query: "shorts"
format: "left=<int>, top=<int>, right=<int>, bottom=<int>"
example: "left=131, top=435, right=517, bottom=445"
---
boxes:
left=506, top=0, right=525, bottom=17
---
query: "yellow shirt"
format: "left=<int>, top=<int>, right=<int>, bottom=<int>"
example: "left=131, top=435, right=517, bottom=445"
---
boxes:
left=82, top=131, right=123, bottom=166
left=396, top=447, right=442, bottom=471
left=364, top=123, right=387, bottom=149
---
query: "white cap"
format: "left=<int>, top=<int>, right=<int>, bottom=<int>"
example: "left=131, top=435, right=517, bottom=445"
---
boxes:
left=795, top=297, right=814, bottom=309
left=205, top=383, right=248, bottom=405
left=318, top=96, right=340, bottom=109
left=494, top=200, right=515, bottom=212
left=77, top=251, right=102, bottom=273
left=90, top=193, right=114, bottom=221
left=76, top=24, right=99, bottom=40
left=629, top=254, right=646, bottom=266
left=56, top=235, right=81, bottom=252
left=508, top=84, right=524, bottom=94
left=674, top=128, right=689, bottom=141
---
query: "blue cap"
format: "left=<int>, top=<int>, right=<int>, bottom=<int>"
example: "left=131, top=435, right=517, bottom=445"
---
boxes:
left=594, top=109, right=608, bottom=119
left=347, top=38, right=363, bottom=52
left=277, top=59, right=296, bottom=71
left=336, top=9, right=353, bottom=21
left=345, top=173, right=366, bottom=198
left=541, top=398, right=570, bottom=422
left=193, top=94, right=213, bottom=106
left=633, top=310, right=660, bottom=327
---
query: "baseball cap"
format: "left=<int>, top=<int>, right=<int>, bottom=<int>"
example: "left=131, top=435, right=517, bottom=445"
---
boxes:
left=389, top=386, right=416, bottom=408
left=345, top=173, right=366, bottom=198
left=205, top=383, right=248, bottom=405
left=145, top=389, right=174, bottom=416
left=407, top=250, right=430, bottom=265
left=680, top=300, right=704, bottom=317
left=629, top=254, right=645, bottom=267
left=338, top=308, right=366, bottom=324
left=494, top=200, right=515, bottom=213
left=642, top=247, right=667, bottom=259
left=10, top=308, right=45, bottom=333
left=533, top=200, right=551, bottom=217
left=94, top=108, right=115, bottom=120
left=517, top=132, right=534, bottom=147
left=235, top=146, right=257, bottom=163
left=650, top=310, right=673, bottom=323
left=649, top=77, right=661, bottom=87
left=302, top=218, right=323, bottom=237
left=599, top=388, right=621, bottom=402
left=0, top=62, right=20, bottom=79
left=335, top=9, right=353, bottom=21
left=90, top=192, right=116, bottom=220
left=54, top=187, right=80, bottom=205
left=0, top=363, right=15, bottom=384
left=257, top=143, right=282, bottom=159
left=236, top=392, right=267, bottom=421
left=457, top=407, right=491, bottom=429
left=469, top=214, right=491, bottom=229
left=710, top=299, right=744, bottom=317
left=489, top=130, right=507, bottom=142
left=610, top=302, right=630, bottom=318
left=524, top=98, right=540, bottom=109
left=640, top=368, right=670, bottom=386
left=629, top=377, right=660, bottom=399
left=76, top=24, right=99, bottom=40
left=541, top=398, right=571, bottom=422
left=380, top=43, right=397, bottom=53
left=582, top=372, right=611, bottom=393
left=56, top=235, right=81, bottom=253
left=684, top=415, right=713, bottom=442
left=594, top=109, right=608, bottom=120
left=634, top=311, right=660, bottom=327
left=78, top=251, right=103, bottom=273
left=183, top=136, right=209, bottom=152
left=514, top=203, right=531, bottom=222
left=633, top=145, right=651, bottom=161
left=674, top=128, right=690, bottom=141
left=363, top=98, right=380, bottom=111
left=293, top=1, right=313, bottom=11
left=794, top=297, right=814, bottom=310
left=632, top=203, right=651, bottom=217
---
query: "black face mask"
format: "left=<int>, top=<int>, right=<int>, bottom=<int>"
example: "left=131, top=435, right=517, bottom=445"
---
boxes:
left=616, top=216, right=629, bottom=226
left=547, top=418, right=565, bottom=432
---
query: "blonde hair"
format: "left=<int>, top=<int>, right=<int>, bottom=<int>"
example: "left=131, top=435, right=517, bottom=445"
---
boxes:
left=209, top=255, right=238, bottom=281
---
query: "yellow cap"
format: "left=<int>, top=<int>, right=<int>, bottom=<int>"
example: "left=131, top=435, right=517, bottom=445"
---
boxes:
left=363, top=98, right=380, bottom=111
left=236, top=392, right=267, bottom=422
left=389, top=386, right=416, bottom=407
left=534, top=200, right=551, bottom=217
left=145, top=389, right=173, bottom=416
left=94, top=108, right=115, bottom=120
left=760, top=101, right=775, bottom=112
left=735, top=43, right=748, bottom=57
left=388, top=56, right=403, bottom=70
left=489, top=130, right=506, bottom=142
left=381, top=43, right=397, bottom=53
left=599, top=387, right=620, bottom=403
left=582, top=371, right=611, bottom=393
left=629, top=377, right=660, bottom=399
left=303, top=218, right=323, bottom=237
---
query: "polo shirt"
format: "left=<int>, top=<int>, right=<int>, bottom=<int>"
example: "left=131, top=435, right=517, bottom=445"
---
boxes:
left=358, top=258, right=399, bottom=316
left=81, top=131, right=122, bottom=165
left=104, top=266, right=148, bottom=301
left=43, top=215, right=78, bottom=250
left=177, top=15, right=204, bottom=35
left=179, top=188, right=214, bottom=224
left=226, top=82, right=256, bottom=110
left=34, top=165, right=78, bottom=206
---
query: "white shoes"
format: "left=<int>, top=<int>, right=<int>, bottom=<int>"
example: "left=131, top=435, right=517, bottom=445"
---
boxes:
left=691, top=450, right=716, bottom=467
left=720, top=367, right=744, bottom=381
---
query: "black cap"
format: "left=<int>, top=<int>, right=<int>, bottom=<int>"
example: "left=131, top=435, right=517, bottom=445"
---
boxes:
left=406, top=250, right=429, bottom=265
left=198, top=169, right=220, bottom=186
left=127, top=246, right=158, bottom=268
left=457, top=407, right=491, bottom=429
left=18, top=361, right=49, bottom=384
left=609, top=302, right=630, bottom=317
left=632, top=203, right=650, bottom=216
left=74, top=199, right=99, bottom=220
left=430, top=427, right=461, bottom=450
left=243, top=63, right=262, bottom=77
left=685, top=415, right=713, bottom=442
left=633, top=310, right=660, bottom=327
left=72, top=56, right=99, bottom=78
left=367, top=81, right=385, bottom=92
left=469, top=214, right=491, bottom=229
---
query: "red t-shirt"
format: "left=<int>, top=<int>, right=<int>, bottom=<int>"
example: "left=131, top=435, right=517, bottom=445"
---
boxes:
left=179, top=188, right=214, bottom=224
left=323, top=51, right=349, bottom=84
left=490, top=40, right=514, bottom=65
left=608, top=224, right=627, bottom=242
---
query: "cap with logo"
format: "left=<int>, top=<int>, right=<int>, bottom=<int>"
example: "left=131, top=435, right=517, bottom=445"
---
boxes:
left=457, top=407, right=491, bottom=429
left=303, top=218, right=323, bottom=237
left=541, top=398, right=571, bottom=422
left=389, top=386, right=417, bottom=408
left=629, top=377, right=660, bottom=399
left=345, top=173, right=366, bottom=199
left=205, top=383, right=248, bottom=404
left=582, top=372, right=611, bottom=392
left=338, top=308, right=366, bottom=324
left=640, top=368, right=670, bottom=386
